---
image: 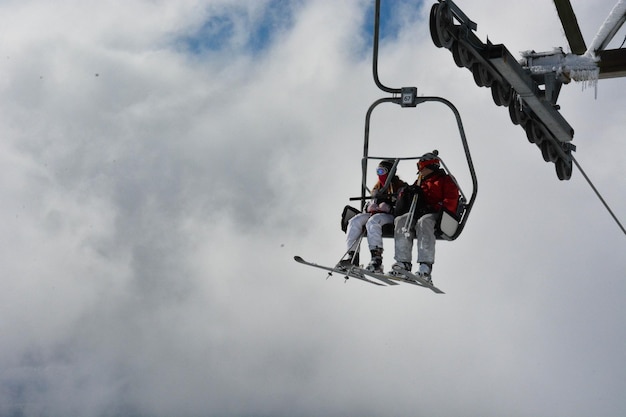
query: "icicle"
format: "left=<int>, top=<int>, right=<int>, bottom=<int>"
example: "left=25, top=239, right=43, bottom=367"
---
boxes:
left=521, top=49, right=600, bottom=99
left=565, top=55, right=600, bottom=99
left=574, top=71, right=599, bottom=98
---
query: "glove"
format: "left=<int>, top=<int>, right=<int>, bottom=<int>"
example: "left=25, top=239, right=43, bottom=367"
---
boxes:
left=366, top=202, right=379, bottom=213
left=366, top=201, right=391, bottom=214
left=377, top=202, right=391, bottom=213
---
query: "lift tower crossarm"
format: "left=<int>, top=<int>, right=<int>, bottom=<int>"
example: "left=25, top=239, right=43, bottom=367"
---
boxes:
left=553, top=0, right=587, bottom=55
left=598, top=48, right=626, bottom=78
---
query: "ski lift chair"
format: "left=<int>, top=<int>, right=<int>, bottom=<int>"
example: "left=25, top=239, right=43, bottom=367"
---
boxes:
left=341, top=95, right=477, bottom=242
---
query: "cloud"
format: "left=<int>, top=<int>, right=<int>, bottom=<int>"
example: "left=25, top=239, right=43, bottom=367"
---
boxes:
left=0, top=0, right=624, bottom=416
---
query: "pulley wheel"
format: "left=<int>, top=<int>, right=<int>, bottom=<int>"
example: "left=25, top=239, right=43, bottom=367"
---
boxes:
left=508, top=98, right=527, bottom=126
left=525, top=119, right=544, bottom=144
left=555, top=157, right=573, bottom=180
left=540, top=141, right=559, bottom=162
left=434, top=2, right=454, bottom=49
left=472, top=63, right=493, bottom=87
left=452, top=41, right=472, bottom=68
left=491, top=80, right=512, bottom=106
left=429, top=4, right=443, bottom=48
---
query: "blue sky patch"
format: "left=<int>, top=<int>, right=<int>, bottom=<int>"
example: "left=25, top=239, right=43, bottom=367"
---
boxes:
left=354, top=0, right=425, bottom=60
left=178, top=0, right=425, bottom=59
left=361, top=0, right=425, bottom=42
left=181, top=0, right=299, bottom=56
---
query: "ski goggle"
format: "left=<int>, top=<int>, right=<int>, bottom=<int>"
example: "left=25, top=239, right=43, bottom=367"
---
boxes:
left=417, top=159, right=439, bottom=171
left=376, top=166, right=389, bottom=175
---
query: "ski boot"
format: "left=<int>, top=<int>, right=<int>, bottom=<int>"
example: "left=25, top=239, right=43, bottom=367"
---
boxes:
left=415, top=263, right=433, bottom=283
left=389, top=261, right=412, bottom=277
left=337, top=251, right=359, bottom=270
left=365, top=248, right=383, bottom=273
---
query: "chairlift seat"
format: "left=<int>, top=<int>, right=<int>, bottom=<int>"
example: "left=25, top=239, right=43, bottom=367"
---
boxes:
left=341, top=197, right=466, bottom=241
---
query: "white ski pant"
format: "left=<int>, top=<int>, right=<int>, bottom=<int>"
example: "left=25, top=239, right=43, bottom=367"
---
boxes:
left=346, top=212, right=394, bottom=252
left=393, top=212, right=438, bottom=264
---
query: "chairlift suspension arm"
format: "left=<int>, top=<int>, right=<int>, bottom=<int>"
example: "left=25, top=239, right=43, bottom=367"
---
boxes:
left=357, top=0, right=478, bottom=240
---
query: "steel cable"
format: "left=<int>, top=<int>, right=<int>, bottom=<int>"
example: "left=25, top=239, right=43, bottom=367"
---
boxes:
left=572, top=155, right=626, bottom=236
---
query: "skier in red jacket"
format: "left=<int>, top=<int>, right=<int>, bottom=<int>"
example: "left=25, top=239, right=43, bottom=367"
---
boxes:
left=389, top=151, right=459, bottom=282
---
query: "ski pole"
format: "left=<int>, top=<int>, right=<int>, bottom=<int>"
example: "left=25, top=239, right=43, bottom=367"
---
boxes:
left=329, top=230, right=365, bottom=282
left=401, top=194, right=419, bottom=238
left=335, top=230, right=366, bottom=270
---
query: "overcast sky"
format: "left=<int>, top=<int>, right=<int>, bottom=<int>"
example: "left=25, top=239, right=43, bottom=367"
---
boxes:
left=1, top=0, right=625, bottom=416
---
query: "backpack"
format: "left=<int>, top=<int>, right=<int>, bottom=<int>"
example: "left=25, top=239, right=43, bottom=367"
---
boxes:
left=394, top=185, right=423, bottom=216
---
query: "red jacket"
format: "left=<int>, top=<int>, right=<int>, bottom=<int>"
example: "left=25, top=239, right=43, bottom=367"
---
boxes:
left=416, top=170, right=459, bottom=214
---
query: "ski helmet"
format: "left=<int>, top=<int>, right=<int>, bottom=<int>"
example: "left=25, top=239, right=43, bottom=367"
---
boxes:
left=417, top=150, right=440, bottom=171
left=376, top=159, right=394, bottom=175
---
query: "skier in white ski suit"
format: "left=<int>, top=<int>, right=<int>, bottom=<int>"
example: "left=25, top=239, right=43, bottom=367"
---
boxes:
left=341, top=160, right=407, bottom=272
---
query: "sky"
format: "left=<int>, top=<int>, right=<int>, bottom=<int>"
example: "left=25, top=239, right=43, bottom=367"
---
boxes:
left=0, top=0, right=625, bottom=416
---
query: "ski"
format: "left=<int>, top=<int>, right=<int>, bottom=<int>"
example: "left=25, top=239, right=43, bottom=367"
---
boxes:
left=294, top=256, right=444, bottom=293
left=349, top=266, right=400, bottom=286
left=360, top=269, right=445, bottom=294
left=293, top=256, right=386, bottom=286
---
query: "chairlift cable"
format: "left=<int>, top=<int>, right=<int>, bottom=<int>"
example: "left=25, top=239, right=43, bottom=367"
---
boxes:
left=572, top=155, right=626, bottom=236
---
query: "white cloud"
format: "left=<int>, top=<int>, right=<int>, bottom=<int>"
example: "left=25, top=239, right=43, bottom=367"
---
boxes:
left=0, top=0, right=624, bottom=416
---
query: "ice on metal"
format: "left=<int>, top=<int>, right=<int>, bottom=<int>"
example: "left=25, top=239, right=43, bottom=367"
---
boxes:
left=520, top=48, right=600, bottom=96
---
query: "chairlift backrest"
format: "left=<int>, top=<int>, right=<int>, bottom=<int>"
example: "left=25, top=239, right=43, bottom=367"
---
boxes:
left=345, top=155, right=470, bottom=241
